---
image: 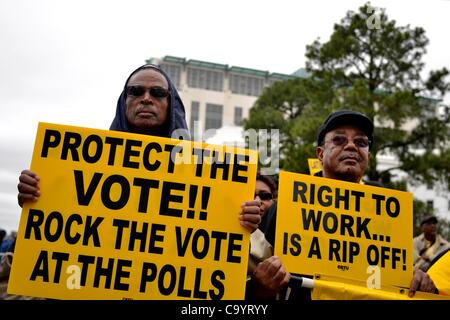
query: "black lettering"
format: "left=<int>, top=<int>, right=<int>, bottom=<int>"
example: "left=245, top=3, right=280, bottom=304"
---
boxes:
left=123, top=139, right=142, bottom=169
left=74, top=170, right=103, bottom=206
left=308, top=236, right=321, bottom=258
left=335, top=188, right=350, bottom=210
left=192, top=229, right=209, bottom=259
left=301, top=208, right=322, bottom=231
left=210, top=270, right=225, bottom=300
left=293, top=181, right=307, bottom=203
left=159, top=182, right=184, bottom=217
left=101, top=175, right=130, bottom=210
left=41, top=129, right=61, bottom=158
left=114, top=259, right=132, bottom=291
left=340, top=214, right=355, bottom=237
left=322, top=212, right=338, bottom=234
left=140, top=262, right=157, bottom=293
left=52, top=251, right=69, bottom=283
left=61, top=131, right=81, bottom=161
left=104, top=137, right=124, bottom=166
left=78, top=254, right=96, bottom=286
left=30, top=250, right=49, bottom=282
left=158, top=264, right=176, bottom=295
left=317, top=185, right=333, bottom=206
left=367, top=244, right=379, bottom=265
left=329, top=239, right=341, bottom=262
left=82, top=216, right=103, bottom=247
left=193, top=268, right=207, bottom=299
left=143, top=142, right=162, bottom=171
left=357, top=217, right=371, bottom=239
left=25, top=209, right=44, bottom=240
left=176, top=226, right=192, bottom=257
left=112, top=219, right=129, bottom=250
left=210, top=150, right=230, bottom=180
left=290, top=233, right=302, bottom=256
left=351, top=190, right=365, bottom=211
left=129, top=221, right=148, bottom=252
left=164, top=144, right=182, bottom=174
left=232, top=154, right=248, bottom=183
left=93, top=257, right=114, bottom=289
left=386, top=197, right=400, bottom=218
left=192, top=148, right=207, bottom=177
left=177, top=266, right=192, bottom=298
left=148, top=223, right=165, bottom=254
left=227, top=233, right=242, bottom=263
left=44, top=211, right=64, bottom=242
left=82, top=134, right=103, bottom=164
left=65, top=213, right=82, bottom=244
left=211, top=231, right=227, bottom=261
left=372, top=194, right=385, bottom=215
left=133, top=178, right=160, bottom=213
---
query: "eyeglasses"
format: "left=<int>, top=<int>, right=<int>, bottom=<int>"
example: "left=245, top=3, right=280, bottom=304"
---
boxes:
left=126, top=85, right=169, bottom=99
left=325, top=135, right=370, bottom=148
left=254, top=192, right=273, bottom=201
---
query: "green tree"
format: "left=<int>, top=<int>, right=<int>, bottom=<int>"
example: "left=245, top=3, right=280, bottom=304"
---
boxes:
left=245, top=2, right=450, bottom=191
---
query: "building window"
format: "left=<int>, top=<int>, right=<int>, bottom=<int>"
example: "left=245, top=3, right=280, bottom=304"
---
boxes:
left=205, top=103, right=223, bottom=130
left=160, top=64, right=181, bottom=89
left=190, top=101, right=200, bottom=135
left=426, top=200, right=434, bottom=213
left=234, top=107, right=243, bottom=126
left=187, top=67, right=223, bottom=91
left=229, top=74, right=265, bottom=96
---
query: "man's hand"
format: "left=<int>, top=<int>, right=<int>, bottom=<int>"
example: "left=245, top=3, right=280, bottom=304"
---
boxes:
left=409, top=269, right=438, bottom=297
left=17, top=170, right=40, bottom=207
left=239, top=200, right=262, bottom=233
left=250, top=256, right=291, bottom=299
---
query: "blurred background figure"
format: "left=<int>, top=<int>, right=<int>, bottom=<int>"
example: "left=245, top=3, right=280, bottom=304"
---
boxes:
left=248, top=173, right=277, bottom=273
left=413, top=215, right=450, bottom=272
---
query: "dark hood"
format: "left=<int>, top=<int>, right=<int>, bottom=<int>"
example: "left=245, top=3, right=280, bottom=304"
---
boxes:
left=109, top=64, right=189, bottom=138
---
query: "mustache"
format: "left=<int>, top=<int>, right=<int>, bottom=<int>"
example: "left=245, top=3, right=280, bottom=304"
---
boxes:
left=135, top=104, right=157, bottom=113
left=338, top=152, right=362, bottom=162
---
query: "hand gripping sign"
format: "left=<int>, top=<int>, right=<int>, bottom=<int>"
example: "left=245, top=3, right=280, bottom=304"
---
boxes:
left=8, top=123, right=258, bottom=300
left=275, top=171, right=413, bottom=289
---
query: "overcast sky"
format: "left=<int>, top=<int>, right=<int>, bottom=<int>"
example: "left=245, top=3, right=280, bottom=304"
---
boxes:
left=0, top=0, right=449, bottom=232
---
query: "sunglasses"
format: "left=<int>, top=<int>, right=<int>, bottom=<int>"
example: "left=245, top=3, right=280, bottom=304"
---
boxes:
left=126, top=85, right=169, bottom=99
left=325, top=135, right=370, bottom=148
left=254, top=191, right=273, bottom=201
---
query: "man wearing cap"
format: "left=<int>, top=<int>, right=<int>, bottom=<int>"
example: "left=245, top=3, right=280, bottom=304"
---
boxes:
left=315, top=109, right=373, bottom=183
left=247, top=110, right=374, bottom=299
left=413, top=215, right=450, bottom=272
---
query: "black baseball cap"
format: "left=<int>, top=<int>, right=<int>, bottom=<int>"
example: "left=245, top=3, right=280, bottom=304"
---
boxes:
left=317, top=110, right=374, bottom=149
left=420, top=215, right=438, bottom=226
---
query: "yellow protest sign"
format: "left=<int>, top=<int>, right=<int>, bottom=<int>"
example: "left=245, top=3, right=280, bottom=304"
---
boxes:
left=274, top=171, right=413, bottom=288
left=8, top=123, right=258, bottom=300
left=308, top=158, right=322, bottom=176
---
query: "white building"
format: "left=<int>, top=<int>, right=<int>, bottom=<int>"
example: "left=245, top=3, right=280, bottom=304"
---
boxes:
left=147, top=55, right=305, bottom=139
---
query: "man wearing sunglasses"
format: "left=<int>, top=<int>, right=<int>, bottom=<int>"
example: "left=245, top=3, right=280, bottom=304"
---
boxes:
left=19, top=65, right=261, bottom=232
left=15, top=65, right=262, bottom=299
left=18, top=64, right=189, bottom=205
left=247, top=110, right=375, bottom=300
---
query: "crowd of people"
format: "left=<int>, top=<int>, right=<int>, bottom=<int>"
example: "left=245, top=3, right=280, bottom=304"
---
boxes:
left=5, top=64, right=450, bottom=300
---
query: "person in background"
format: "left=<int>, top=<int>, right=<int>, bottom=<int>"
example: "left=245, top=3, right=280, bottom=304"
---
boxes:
left=0, top=229, right=6, bottom=248
left=247, top=174, right=278, bottom=285
left=413, top=215, right=450, bottom=272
